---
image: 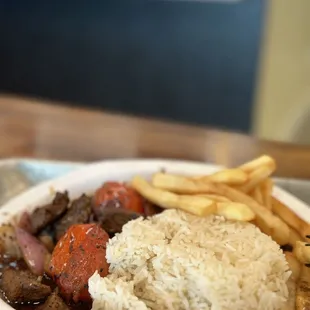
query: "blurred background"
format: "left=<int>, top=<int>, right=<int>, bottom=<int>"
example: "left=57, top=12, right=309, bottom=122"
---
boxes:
left=0, top=0, right=309, bottom=144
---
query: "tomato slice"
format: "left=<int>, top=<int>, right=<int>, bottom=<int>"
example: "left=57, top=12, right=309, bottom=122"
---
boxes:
left=93, top=182, right=144, bottom=214
left=49, top=224, right=109, bottom=302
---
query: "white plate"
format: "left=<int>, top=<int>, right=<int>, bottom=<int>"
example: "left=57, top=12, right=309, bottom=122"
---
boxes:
left=1, top=159, right=310, bottom=310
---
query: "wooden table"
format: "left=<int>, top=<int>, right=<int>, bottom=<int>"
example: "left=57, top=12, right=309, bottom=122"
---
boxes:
left=0, top=95, right=310, bottom=179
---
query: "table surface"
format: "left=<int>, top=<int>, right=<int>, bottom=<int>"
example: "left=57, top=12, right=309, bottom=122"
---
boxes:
left=1, top=95, right=310, bottom=179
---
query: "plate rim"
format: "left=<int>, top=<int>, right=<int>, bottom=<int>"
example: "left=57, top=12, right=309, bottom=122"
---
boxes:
left=1, top=158, right=310, bottom=223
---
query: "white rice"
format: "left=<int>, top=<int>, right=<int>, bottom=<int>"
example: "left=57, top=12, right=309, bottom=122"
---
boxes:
left=89, top=209, right=291, bottom=310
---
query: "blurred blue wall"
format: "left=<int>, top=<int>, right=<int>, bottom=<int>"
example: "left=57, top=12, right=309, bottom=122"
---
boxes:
left=0, top=1, right=265, bottom=132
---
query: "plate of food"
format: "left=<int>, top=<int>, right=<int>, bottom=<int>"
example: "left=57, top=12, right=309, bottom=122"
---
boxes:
left=0, top=156, right=309, bottom=310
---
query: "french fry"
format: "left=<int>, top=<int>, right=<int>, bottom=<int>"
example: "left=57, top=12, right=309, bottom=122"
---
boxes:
left=152, top=173, right=216, bottom=194
left=238, top=165, right=275, bottom=193
left=212, top=184, right=290, bottom=245
left=250, top=186, right=264, bottom=205
left=285, top=252, right=301, bottom=281
left=131, top=176, right=217, bottom=217
left=294, top=241, right=310, bottom=264
left=196, top=194, right=231, bottom=202
left=272, top=197, right=302, bottom=232
left=271, top=197, right=309, bottom=240
left=265, top=198, right=304, bottom=246
left=261, top=178, right=273, bottom=210
left=216, top=202, right=255, bottom=221
left=152, top=173, right=290, bottom=245
left=194, top=169, right=248, bottom=186
left=289, top=228, right=303, bottom=246
left=300, top=222, right=310, bottom=240
left=238, top=155, right=276, bottom=173
left=296, top=265, right=310, bottom=310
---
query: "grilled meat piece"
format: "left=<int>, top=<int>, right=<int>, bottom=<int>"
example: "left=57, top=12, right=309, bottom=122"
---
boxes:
left=1, top=268, right=51, bottom=303
left=54, top=194, right=92, bottom=241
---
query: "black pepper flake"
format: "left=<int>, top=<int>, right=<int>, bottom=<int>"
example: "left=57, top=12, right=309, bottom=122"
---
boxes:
left=99, top=268, right=103, bottom=273
left=79, top=245, right=85, bottom=252
left=84, top=284, right=88, bottom=289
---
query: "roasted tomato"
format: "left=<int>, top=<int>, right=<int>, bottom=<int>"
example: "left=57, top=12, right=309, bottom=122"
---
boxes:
left=48, top=223, right=109, bottom=303
left=93, top=182, right=144, bottom=214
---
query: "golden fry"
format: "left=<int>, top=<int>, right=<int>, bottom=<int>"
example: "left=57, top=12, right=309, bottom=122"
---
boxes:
left=289, top=228, right=303, bottom=246
left=238, top=165, right=275, bottom=193
left=238, top=155, right=276, bottom=173
left=216, top=202, right=255, bottom=221
left=195, top=194, right=231, bottom=203
left=294, top=241, right=310, bottom=264
left=152, top=173, right=290, bottom=245
left=206, top=183, right=290, bottom=245
left=132, top=176, right=217, bottom=217
left=296, top=266, right=310, bottom=310
left=250, top=186, right=264, bottom=205
left=271, top=197, right=309, bottom=241
left=152, top=173, right=215, bottom=194
left=213, top=185, right=290, bottom=245
left=272, top=197, right=301, bottom=232
left=195, top=169, right=248, bottom=186
left=285, top=252, right=301, bottom=281
left=300, top=222, right=310, bottom=241
left=261, top=178, right=273, bottom=210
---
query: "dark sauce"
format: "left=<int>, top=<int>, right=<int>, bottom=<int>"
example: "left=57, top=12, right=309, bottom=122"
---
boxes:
left=0, top=255, right=91, bottom=310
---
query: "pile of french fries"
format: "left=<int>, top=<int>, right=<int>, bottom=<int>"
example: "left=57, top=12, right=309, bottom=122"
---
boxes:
left=131, top=155, right=310, bottom=309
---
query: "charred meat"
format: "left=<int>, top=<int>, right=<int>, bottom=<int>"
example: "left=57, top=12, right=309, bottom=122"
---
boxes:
left=37, top=292, right=69, bottom=310
left=54, top=195, right=91, bottom=241
left=97, top=206, right=141, bottom=236
left=20, top=192, right=69, bottom=235
left=1, top=268, right=51, bottom=304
